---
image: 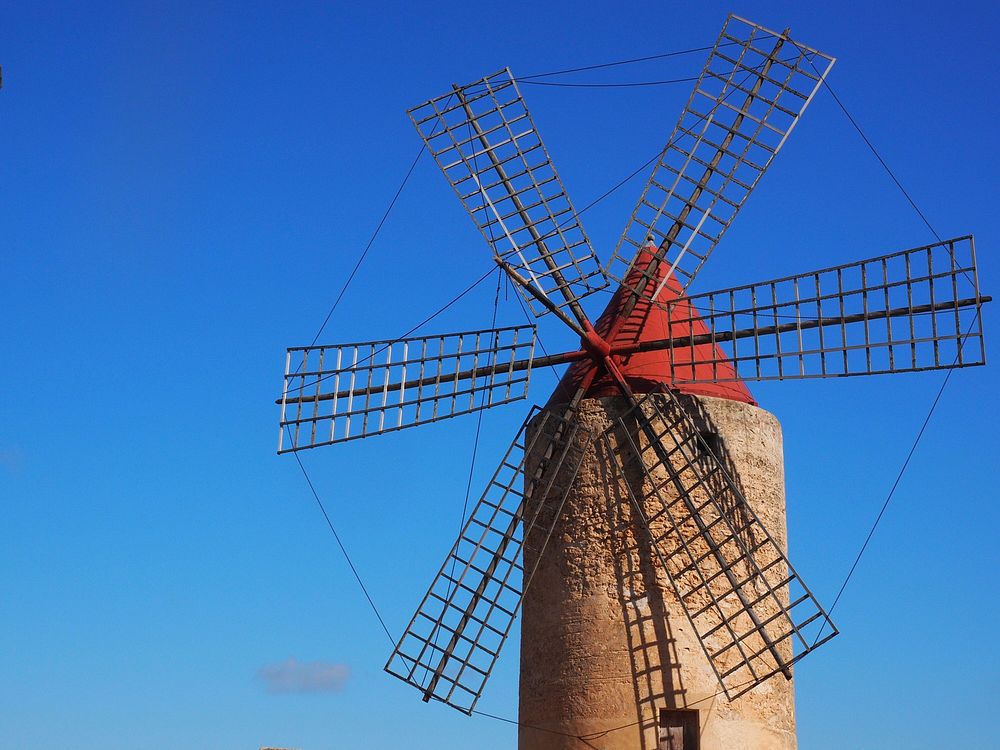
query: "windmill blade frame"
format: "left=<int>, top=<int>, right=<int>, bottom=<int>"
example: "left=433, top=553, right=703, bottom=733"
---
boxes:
left=601, top=388, right=836, bottom=699
left=279, top=324, right=536, bottom=452
left=657, top=235, right=986, bottom=383
left=385, top=406, right=592, bottom=714
left=408, top=68, right=608, bottom=324
left=604, top=15, right=835, bottom=302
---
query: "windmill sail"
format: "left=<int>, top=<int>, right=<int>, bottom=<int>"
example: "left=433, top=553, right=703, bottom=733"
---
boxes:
left=279, top=325, right=535, bottom=452
left=409, top=69, right=608, bottom=323
left=602, top=389, right=836, bottom=699
left=657, top=236, right=986, bottom=382
left=604, top=15, right=835, bottom=301
left=385, top=407, right=591, bottom=714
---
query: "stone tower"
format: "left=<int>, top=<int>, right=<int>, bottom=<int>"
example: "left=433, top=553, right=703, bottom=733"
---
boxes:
left=517, top=259, right=796, bottom=750
left=519, top=395, right=793, bottom=750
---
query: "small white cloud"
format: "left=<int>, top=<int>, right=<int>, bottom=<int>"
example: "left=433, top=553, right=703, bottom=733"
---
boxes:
left=256, top=658, right=350, bottom=694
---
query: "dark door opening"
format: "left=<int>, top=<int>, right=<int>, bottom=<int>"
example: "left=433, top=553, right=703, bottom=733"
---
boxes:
left=658, top=708, right=700, bottom=750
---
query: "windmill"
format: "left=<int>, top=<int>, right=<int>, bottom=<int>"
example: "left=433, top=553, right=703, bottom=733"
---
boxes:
left=277, top=15, right=987, bottom=750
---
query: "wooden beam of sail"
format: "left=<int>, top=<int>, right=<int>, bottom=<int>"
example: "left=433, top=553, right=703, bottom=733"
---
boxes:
left=664, top=235, right=986, bottom=382
left=409, top=68, right=608, bottom=322
left=278, top=325, right=536, bottom=452
left=385, top=406, right=592, bottom=713
left=605, top=15, right=836, bottom=302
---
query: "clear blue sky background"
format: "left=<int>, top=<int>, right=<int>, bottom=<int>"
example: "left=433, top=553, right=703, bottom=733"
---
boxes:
left=2, top=2, right=998, bottom=748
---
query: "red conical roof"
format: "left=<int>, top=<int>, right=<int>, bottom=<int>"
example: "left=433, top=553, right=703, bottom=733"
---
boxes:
left=549, top=247, right=755, bottom=405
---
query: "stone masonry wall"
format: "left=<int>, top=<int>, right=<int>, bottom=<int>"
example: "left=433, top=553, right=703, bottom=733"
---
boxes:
left=518, top=395, right=795, bottom=750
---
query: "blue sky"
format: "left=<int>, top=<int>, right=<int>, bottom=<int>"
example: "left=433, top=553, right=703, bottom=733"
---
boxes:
left=2, top=1, right=998, bottom=748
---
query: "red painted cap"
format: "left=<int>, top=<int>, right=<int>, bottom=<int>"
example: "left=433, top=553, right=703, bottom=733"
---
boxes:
left=549, top=247, right=755, bottom=405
